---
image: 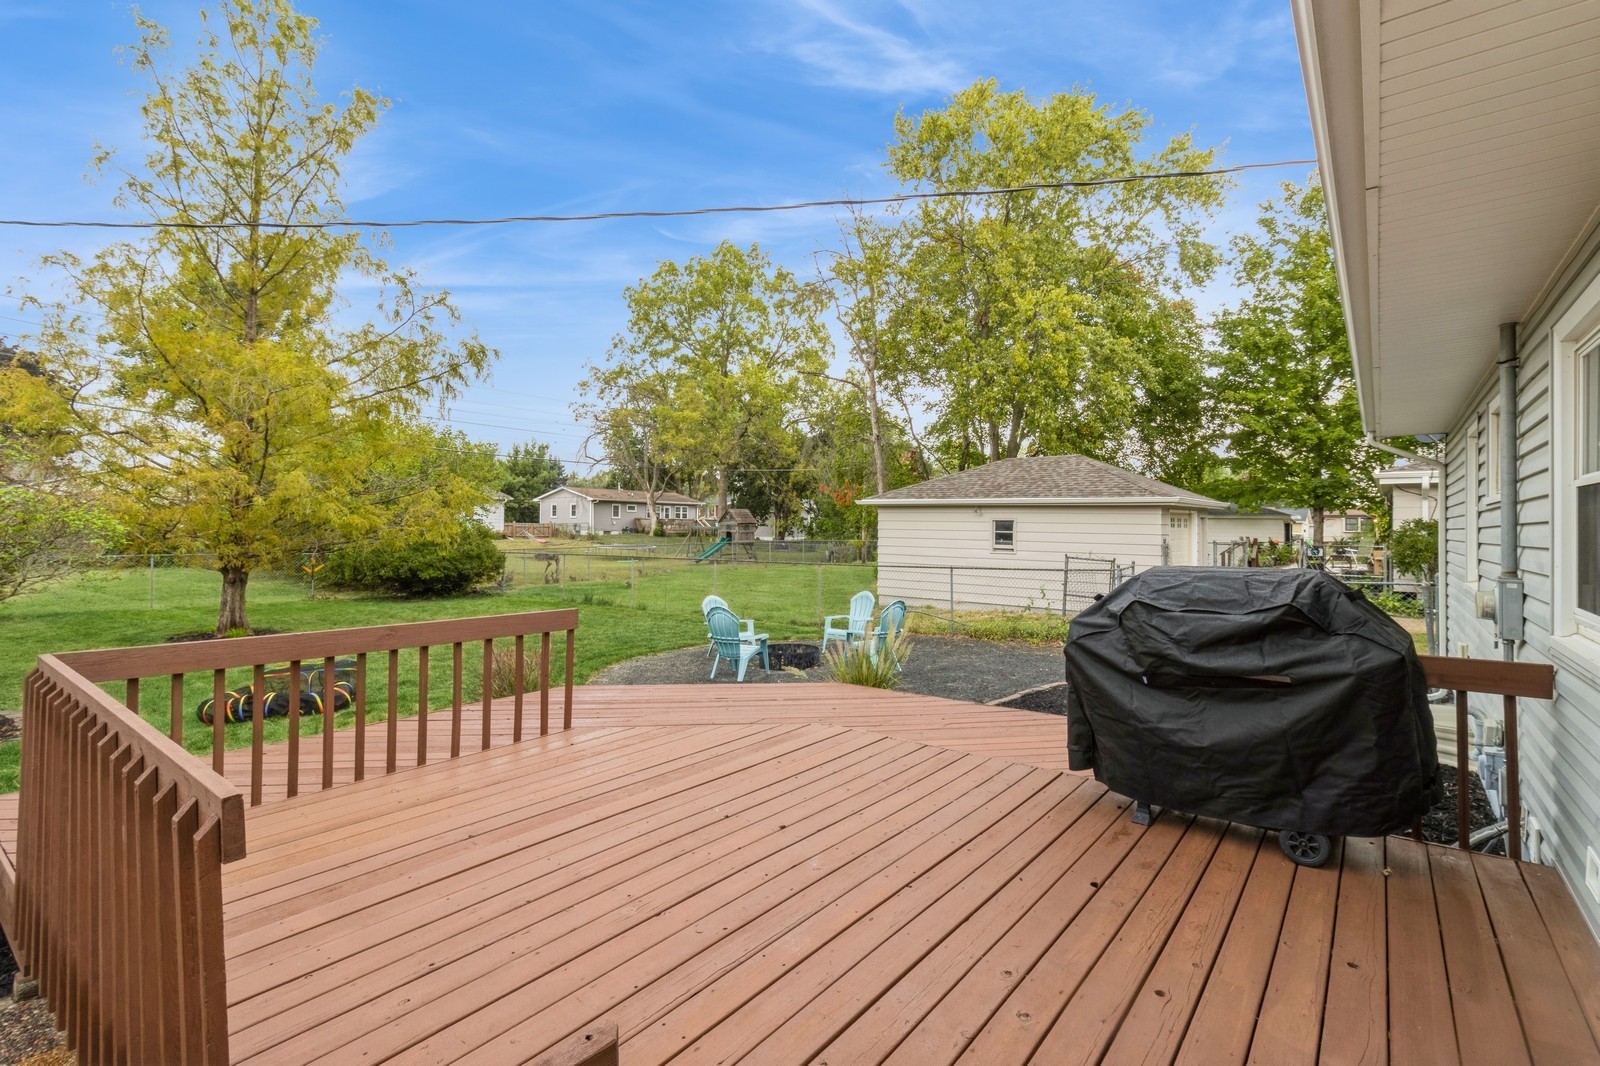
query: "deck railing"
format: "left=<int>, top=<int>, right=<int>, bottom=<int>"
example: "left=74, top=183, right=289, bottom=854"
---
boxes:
left=1419, top=654, right=1555, bottom=860
left=16, top=609, right=580, bottom=1064
left=53, top=609, right=578, bottom=806
left=17, top=656, right=244, bottom=1064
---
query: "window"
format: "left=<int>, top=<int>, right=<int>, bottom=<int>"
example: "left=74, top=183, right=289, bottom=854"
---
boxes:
left=675, top=506, right=688, bottom=520
left=626, top=504, right=636, bottom=513
left=611, top=504, right=621, bottom=519
left=549, top=503, right=557, bottom=518
left=657, top=505, right=668, bottom=518
left=570, top=504, right=577, bottom=517
left=992, top=519, right=1015, bottom=550
left=1485, top=402, right=1502, bottom=498
left=1342, top=515, right=1373, bottom=534
left=1579, top=341, right=1600, bottom=616
left=1170, top=514, right=1190, bottom=530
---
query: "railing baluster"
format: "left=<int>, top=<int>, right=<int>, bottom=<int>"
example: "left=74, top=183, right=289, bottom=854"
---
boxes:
left=322, top=656, right=336, bottom=790
left=125, top=678, right=139, bottom=716
left=168, top=673, right=183, bottom=744
left=540, top=631, right=551, bottom=737
left=513, top=634, right=526, bottom=743
left=417, top=645, right=430, bottom=766
left=386, top=649, right=399, bottom=775
left=354, top=652, right=367, bottom=783
left=287, top=660, right=301, bottom=799
left=451, top=641, right=464, bottom=759
left=212, top=669, right=227, bottom=775
left=481, top=639, right=494, bottom=752
left=564, top=628, right=576, bottom=730
left=1456, top=689, right=1470, bottom=849
left=251, top=664, right=265, bottom=808
left=169, top=798, right=202, bottom=1063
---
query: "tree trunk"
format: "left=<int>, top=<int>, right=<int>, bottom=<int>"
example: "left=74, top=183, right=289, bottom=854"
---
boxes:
left=217, top=567, right=250, bottom=637
left=715, top=469, right=729, bottom=517
left=1310, top=507, right=1325, bottom=548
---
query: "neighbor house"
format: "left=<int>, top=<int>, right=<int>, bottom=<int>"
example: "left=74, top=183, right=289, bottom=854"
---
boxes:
left=473, top=490, right=511, bottom=535
left=1203, top=505, right=1297, bottom=564
left=534, top=486, right=706, bottom=534
left=1297, top=0, right=1600, bottom=931
left=860, top=454, right=1227, bottom=612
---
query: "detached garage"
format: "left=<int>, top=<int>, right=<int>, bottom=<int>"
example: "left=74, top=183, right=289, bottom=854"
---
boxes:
left=860, top=454, right=1227, bottom=613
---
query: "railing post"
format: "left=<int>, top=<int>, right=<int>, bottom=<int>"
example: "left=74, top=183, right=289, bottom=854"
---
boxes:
left=1505, top=693, right=1520, bottom=861
left=1456, top=690, right=1471, bottom=849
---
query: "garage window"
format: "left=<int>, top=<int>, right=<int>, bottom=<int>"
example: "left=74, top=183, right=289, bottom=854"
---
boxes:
left=993, top=519, right=1015, bottom=551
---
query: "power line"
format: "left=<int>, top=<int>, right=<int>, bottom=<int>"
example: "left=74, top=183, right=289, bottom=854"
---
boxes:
left=0, top=160, right=1315, bottom=231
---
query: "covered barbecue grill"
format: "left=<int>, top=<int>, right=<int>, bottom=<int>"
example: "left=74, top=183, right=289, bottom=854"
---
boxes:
left=1064, top=567, right=1441, bottom=865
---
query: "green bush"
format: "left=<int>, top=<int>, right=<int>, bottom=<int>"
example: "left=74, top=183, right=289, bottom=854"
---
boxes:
left=1365, top=588, right=1424, bottom=618
left=821, top=634, right=911, bottom=689
left=324, top=523, right=504, bottom=597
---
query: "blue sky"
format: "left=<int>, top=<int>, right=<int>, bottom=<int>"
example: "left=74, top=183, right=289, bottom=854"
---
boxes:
left=0, top=0, right=1313, bottom=470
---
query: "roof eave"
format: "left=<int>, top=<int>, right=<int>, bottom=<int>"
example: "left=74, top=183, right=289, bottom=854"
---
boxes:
left=859, top=495, right=1227, bottom=509
left=1293, top=0, right=1379, bottom=437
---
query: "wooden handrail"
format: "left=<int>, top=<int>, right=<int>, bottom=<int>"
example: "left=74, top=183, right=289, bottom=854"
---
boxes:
left=56, top=609, right=579, bottom=681
left=1419, top=655, right=1555, bottom=862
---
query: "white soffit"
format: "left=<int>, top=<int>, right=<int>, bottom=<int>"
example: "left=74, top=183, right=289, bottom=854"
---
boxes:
left=1295, top=0, right=1600, bottom=437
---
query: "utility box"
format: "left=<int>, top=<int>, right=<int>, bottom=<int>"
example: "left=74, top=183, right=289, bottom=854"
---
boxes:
left=1496, top=577, right=1525, bottom=641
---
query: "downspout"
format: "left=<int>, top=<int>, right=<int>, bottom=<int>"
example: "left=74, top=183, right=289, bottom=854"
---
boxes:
left=1499, top=321, right=1521, bottom=661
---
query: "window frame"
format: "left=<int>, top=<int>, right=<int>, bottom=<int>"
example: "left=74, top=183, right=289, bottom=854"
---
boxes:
left=570, top=503, right=578, bottom=518
left=1576, top=337, right=1600, bottom=630
left=626, top=503, right=636, bottom=513
left=992, top=518, right=1015, bottom=552
left=1549, top=266, right=1600, bottom=648
left=611, top=503, right=621, bottom=519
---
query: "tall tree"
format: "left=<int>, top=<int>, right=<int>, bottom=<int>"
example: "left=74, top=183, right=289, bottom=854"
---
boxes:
left=887, top=81, right=1227, bottom=468
left=817, top=208, right=911, bottom=496
left=576, top=362, right=678, bottom=532
left=499, top=441, right=565, bottom=522
left=23, top=1, right=494, bottom=634
left=1211, top=179, right=1369, bottom=544
left=583, top=241, right=830, bottom=515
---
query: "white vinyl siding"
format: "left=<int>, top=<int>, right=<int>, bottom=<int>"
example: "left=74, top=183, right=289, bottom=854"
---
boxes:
left=1443, top=235, right=1600, bottom=934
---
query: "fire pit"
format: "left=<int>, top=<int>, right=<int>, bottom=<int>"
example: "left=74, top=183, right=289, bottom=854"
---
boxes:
left=766, top=642, right=821, bottom=670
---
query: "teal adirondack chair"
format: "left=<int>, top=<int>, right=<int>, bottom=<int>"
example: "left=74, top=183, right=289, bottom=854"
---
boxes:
left=867, top=599, right=908, bottom=670
left=707, top=605, right=769, bottom=682
left=701, top=594, right=758, bottom=657
left=822, top=590, right=876, bottom=655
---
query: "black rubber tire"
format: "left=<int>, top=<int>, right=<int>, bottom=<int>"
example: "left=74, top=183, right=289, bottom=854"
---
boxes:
left=1279, top=830, right=1332, bottom=868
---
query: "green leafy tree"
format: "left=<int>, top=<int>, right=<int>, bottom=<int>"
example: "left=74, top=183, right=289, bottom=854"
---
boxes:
left=500, top=441, right=565, bottom=522
left=576, top=363, right=678, bottom=532
left=887, top=81, right=1228, bottom=468
left=1388, top=518, right=1438, bottom=582
left=584, top=242, right=831, bottom=516
left=1211, top=179, right=1370, bottom=544
left=21, top=1, right=494, bottom=634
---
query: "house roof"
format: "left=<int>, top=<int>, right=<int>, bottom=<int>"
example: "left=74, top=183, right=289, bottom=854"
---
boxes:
left=1293, top=0, right=1600, bottom=436
left=533, top=487, right=702, bottom=506
left=1204, top=505, right=1297, bottom=520
left=860, top=455, right=1227, bottom=509
left=719, top=508, right=757, bottom=524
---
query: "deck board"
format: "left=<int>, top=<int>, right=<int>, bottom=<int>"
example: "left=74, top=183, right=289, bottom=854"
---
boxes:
left=5, top=682, right=1600, bottom=1063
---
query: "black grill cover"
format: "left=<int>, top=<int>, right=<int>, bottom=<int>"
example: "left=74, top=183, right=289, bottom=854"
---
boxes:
left=1064, top=567, right=1441, bottom=837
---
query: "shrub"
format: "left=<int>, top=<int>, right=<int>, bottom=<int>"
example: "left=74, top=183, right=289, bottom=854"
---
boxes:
left=324, top=522, right=504, bottom=596
left=1365, top=588, right=1424, bottom=618
left=821, top=634, right=911, bottom=689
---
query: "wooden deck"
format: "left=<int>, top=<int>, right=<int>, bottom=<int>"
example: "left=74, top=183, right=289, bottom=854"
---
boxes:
left=10, top=683, right=1600, bottom=1063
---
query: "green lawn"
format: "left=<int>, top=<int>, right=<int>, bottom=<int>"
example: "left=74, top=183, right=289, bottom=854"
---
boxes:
left=0, top=560, right=877, bottom=793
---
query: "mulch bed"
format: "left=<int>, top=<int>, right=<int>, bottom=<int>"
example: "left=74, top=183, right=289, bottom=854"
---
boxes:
left=0, top=936, right=60, bottom=1065
left=0, top=718, right=17, bottom=745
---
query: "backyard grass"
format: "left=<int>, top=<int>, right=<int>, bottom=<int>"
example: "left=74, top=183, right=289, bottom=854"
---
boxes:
left=0, top=559, right=877, bottom=793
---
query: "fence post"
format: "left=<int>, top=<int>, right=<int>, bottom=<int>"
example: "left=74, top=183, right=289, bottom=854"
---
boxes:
left=713, top=560, right=718, bottom=594
left=630, top=559, right=636, bottom=608
left=817, top=565, right=823, bottom=623
left=949, top=567, right=955, bottom=631
left=148, top=554, right=155, bottom=609
left=1062, top=557, right=1070, bottom=618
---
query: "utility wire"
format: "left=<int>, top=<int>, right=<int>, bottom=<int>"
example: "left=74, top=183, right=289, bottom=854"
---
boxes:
left=0, top=160, right=1315, bottom=231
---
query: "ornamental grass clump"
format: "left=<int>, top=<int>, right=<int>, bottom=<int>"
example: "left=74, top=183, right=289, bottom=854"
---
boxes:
left=822, top=634, right=911, bottom=690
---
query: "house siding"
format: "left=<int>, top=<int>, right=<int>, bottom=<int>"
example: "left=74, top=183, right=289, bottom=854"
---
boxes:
left=1204, top=515, right=1294, bottom=563
left=875, top=504, right=1177, bottom=612
left=540, top=488, right=594, bottom=533
left=1443, top=233, right=1600, bottom=933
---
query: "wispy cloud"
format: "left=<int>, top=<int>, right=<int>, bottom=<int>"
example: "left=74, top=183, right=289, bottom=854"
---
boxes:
left=766, top=0, right=968, bottom=95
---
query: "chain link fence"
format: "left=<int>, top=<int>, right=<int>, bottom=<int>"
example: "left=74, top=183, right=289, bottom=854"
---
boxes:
left=878, top=555, right=1137, bottom=625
